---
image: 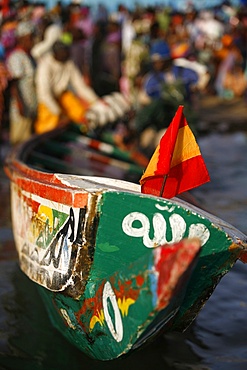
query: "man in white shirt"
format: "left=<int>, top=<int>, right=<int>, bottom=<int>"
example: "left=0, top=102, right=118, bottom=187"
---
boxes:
left=34, top=40, right=131, bottom=134
left=34, top=40, right=99, bottom=134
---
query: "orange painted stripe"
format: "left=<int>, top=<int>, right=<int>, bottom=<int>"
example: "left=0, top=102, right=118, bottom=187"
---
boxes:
left=139, top=144, right=160, bottom=183
left=16, top=177, right=88, bottom=208
left=73, top=192, right=89, bottom=208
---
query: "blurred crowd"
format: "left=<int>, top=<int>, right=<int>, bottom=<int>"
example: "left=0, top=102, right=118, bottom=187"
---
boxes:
left=0, top=0, right=247, bottom=155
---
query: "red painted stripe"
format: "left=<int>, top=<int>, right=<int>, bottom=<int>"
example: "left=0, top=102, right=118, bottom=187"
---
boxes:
left=16, top=177, right=73, bottom=204
left=74, top=192, right=89, bottom=208
left=8, top=159, right=89, bottom=207
left=89, top=138, right=101, bottom=151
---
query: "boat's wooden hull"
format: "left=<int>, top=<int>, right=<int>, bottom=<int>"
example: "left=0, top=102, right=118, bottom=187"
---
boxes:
left=4, top=127, right=247, bottom=360
left=6, top=159, right=247, bottom=359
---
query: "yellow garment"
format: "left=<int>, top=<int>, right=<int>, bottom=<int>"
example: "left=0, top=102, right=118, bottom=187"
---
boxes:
left=35, top=91, right=89, bottom=134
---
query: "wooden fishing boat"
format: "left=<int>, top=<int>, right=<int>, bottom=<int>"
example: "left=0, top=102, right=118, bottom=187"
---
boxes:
left=4, top=120, right=247, bottom=361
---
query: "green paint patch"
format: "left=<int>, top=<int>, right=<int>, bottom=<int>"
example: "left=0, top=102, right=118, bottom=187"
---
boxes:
left=98, top=242, right=119, bottom=253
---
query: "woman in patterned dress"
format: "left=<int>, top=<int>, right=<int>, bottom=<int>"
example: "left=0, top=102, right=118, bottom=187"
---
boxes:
left=6, top=21, right=37, bottom=145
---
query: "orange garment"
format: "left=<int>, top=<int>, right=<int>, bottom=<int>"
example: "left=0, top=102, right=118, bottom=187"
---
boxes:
left=223, top=68, right=247, bottom=97
left=35, top=91, right=90, bottom=134
left=214, top=34, right=234, bottom=61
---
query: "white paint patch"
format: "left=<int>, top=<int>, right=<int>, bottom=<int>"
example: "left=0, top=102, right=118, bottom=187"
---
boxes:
left=103, top=281, right=123, bottom=342
left=60, top=309, right=76, bottom=329
left=155, top=203, right=176, bottom=213
left=188, top=223, right=210, bottom=246
left=55, top=174, right=141, bottom=193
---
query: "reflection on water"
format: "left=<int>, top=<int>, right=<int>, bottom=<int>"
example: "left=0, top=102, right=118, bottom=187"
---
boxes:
left=0, top=132, right=247, bottom=369
left=190, top=261, right=247, bottom=370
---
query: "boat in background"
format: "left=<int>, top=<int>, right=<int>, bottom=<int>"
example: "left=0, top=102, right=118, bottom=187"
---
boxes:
left=17, top=123, right=148, bottom=184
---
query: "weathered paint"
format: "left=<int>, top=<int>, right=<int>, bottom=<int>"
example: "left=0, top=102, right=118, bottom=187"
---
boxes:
left=10, top=181, right=97, bottom=295
left=37, top=237, right=201, bottom=360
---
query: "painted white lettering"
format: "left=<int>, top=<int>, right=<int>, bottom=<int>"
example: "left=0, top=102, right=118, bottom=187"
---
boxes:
left=143, top=213, right=167, bottom=247
left=122, top=212, right=150, bottom=238
left=169, top=213, right=187, bottom=243
left=122, top=212, right=210, bottom=248
left=188, top=223, right=210, bottom=246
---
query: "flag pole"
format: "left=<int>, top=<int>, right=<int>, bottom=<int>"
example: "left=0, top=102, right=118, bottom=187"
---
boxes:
left=159, top=175, right=168, bottom=197
left=159, top=107, right=181, bottom=197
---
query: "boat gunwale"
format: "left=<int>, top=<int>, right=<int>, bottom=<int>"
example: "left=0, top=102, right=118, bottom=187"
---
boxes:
left=4, top=128, right=247, bottom=246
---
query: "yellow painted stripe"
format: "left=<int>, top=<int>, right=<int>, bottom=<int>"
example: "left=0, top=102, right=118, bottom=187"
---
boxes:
left=171, top=125, right=201, bottom=167
left=140, top=144, right=160, bottom=183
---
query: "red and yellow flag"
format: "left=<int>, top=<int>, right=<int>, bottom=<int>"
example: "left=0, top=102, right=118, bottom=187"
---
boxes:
left=140, top=105, right=210, bottom=199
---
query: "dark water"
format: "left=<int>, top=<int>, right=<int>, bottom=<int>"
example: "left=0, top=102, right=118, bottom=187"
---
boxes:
left=0, top=131, right=247, bottom=370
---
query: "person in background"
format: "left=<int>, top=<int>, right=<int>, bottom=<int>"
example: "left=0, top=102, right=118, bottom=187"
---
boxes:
left=0, top=14, right=18, bottom=58
left=89, top=20, right=107, bottom=96
left=74, top=6, right=93, bottom=39
left=143, top=40, right=199, bottom=104
left=133, top=39, right=199, bottom=156
left=0, top=56, right=11, bottom=144
left=102, top=19, right=122, bottom=93
left=34, top=40, right=98, bottom=134
left=69, top=26, right=91, bottom=83
left=34, top=40, right=128, bottom=134
left=121, top=18, right=150, bottom=105
left=94, top=3, right=108, bottom=25
left=49, top=0, right=69, bottom=25
left=6, top=20, right=37, bottom=145
left=214, top=33, right=245, bottom=98
left=90, top=19, right=122, bottom=96
left=31, top=15, right=63, bottom=62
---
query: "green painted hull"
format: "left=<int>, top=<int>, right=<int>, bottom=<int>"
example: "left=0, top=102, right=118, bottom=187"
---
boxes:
left=34, top=191, right=244, bottom=360
left=36, top=241, right=197, bottom=360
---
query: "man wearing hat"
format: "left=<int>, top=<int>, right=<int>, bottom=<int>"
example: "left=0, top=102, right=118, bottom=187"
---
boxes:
left=143, top=39, right=173, bottom=100
left=34, top=40, right=97, bottom=134
left=34, top=40, right=128, bottom=134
